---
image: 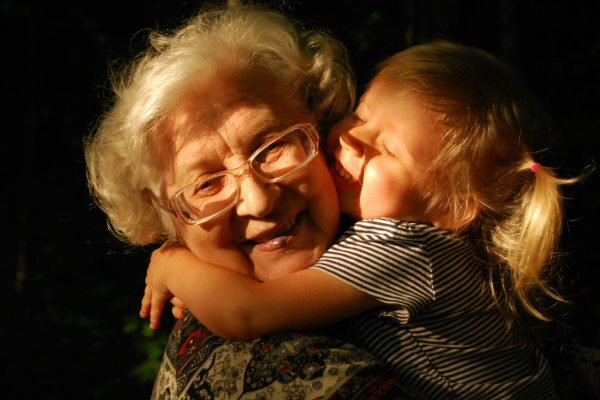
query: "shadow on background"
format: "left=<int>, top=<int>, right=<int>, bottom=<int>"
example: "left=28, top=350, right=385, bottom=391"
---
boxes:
left=2, top=1, right=598, bottom=398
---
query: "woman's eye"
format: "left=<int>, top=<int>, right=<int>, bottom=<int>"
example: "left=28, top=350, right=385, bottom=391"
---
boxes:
left=183, top=175, right=230, bottom=205
left=265, top=141, right=285, bottom=151
left=190, top=179, right=214, bottom=196
left=198, top=179, right=214, bottom=190
left=192, top=178, right=221, bottom=196
left=258, top=140, right=289, bottom=163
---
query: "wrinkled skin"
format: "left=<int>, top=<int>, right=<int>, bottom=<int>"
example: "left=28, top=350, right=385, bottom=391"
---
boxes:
left=157, top=69, right=340, bottom=282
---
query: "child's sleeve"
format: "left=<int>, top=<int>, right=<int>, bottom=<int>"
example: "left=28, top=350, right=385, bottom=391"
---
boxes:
left=310, top=218, right=434, bottom=323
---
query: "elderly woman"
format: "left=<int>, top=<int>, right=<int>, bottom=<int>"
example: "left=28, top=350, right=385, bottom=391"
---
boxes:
left=86, top=3, right=426, bottom=400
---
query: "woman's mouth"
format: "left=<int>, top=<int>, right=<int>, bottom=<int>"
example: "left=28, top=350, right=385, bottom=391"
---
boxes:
left=254, top=214, right=298, bottom=244
left=333, top=161, right=361, bottom=185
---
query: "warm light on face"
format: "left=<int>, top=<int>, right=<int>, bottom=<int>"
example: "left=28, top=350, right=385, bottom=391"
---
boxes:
left=328, top=79, right=440, bottom=223
left=147, top=124, right=319, bottom=225
left=157, top=70, right=339, bottom=282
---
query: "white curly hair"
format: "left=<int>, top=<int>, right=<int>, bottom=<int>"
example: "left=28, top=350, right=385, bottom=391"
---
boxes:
left=85, top=2, right=355, bottom=245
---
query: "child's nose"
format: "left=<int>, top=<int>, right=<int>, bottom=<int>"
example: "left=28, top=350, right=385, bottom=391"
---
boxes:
left=339, top=132, right=364, bottom=158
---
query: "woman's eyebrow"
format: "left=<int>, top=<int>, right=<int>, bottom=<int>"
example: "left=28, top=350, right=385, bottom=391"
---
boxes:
left=177, top=115, right=285, bottom=186
left=257, top=114, right=284, bottom=133
left=177, top=145, right=224, bottom=187
left=238, top=114, right=284, bottom=149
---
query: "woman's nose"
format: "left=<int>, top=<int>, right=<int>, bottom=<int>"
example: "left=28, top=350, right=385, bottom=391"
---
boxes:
left=339, top=132, right=364, bottom=158
left=236, top=175, right=282, bottom=218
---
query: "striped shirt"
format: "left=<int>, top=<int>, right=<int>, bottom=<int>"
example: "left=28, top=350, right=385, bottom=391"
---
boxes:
left=312, top=218, right=558, bottom=399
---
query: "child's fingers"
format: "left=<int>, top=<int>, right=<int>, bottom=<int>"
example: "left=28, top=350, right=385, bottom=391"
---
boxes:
left=170, top=296, right=186, bottom=309
left=172, top=306, right=184, bottom=320
left=170, top=296, right=186, bottom=320
left=140, top=284, right=153, bottom=318
left=149, top=294, right=166, bottom=330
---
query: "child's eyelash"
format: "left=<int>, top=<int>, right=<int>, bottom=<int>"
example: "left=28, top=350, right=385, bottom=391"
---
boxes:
left=349, top=112, right=364, bottom=122
left=376, top=140, right=394, bottom=157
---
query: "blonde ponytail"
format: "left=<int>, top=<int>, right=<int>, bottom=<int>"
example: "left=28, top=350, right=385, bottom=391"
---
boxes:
left=492, top=162, right=580, bottom=320
left=376, top=41, right=588, bottom=321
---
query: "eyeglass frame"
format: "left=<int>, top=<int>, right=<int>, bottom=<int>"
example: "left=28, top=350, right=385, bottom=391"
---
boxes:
left=144, top=123, right=320, bottom=225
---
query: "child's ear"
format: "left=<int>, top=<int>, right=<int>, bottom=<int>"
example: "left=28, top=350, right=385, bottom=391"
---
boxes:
left=430, top=196, right=480, bottom=231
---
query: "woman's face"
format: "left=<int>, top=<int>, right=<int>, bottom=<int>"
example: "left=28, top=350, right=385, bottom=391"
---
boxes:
left=158, top=70, right=339, bottom=282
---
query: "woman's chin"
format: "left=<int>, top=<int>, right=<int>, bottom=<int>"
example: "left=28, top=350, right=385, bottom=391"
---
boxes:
left=248, top=211, right=326, bottom=281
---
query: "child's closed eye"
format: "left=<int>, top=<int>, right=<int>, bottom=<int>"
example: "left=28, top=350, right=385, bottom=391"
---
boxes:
left=376, top=139, right=395, bottom=157
left=348, top=112, right=365, bottom=124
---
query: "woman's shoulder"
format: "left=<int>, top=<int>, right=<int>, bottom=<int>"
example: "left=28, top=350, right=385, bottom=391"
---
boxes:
left=152, top=310, right=429, bottom=400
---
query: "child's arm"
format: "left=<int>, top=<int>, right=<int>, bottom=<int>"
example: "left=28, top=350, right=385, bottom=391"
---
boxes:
left=140, top=243, right=382, bottom=340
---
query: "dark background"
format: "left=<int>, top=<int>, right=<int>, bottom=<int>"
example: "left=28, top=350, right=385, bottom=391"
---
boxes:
left=2, top=1, right=598, bottom=398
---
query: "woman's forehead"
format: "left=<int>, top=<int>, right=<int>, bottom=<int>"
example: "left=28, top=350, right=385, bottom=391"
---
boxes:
left=167, top=101, right=282, bottom=151
left=157, top=72, right=306, bottom=188
left=172, top=109, right=281, bottom=172
left=167, top=71, right=299, bottom=145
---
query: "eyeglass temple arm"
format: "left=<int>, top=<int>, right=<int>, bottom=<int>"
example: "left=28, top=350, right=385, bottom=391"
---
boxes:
left=142, top=189, right=178, bottom=217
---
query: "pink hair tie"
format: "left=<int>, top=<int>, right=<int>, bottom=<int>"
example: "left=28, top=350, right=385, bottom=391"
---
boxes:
left=531, top=163, right=541, bottom=172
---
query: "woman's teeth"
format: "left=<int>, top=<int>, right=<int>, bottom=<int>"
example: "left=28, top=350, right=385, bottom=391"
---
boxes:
left=255, top=215, right=298, bottom=244
left=334, top=162, right=361, bottom=185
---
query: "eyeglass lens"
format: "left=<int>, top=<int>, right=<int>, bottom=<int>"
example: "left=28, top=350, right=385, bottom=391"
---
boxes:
left=177, top=127, right=315, bottom=222
left=250, top=127, right=315, bottom=179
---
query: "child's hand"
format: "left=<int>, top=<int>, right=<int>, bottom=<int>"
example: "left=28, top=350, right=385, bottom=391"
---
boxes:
left=140, top=282, right=169, bottom=330
left=140, top=241, right=190, bottom=329
left=170, top=296, right=186, bottom=320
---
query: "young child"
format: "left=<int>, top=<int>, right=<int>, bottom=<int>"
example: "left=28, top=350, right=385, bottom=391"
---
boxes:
left=141, top=41, right=572, bottom=399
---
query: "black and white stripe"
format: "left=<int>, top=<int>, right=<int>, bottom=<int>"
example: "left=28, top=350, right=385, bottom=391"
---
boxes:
left=312, top=218, right=557, bottom=400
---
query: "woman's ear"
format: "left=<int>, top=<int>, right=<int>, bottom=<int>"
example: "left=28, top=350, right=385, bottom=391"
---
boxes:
left=430, top=196, right=480, bottom=231
left=142, top=190, right=153, bottom=205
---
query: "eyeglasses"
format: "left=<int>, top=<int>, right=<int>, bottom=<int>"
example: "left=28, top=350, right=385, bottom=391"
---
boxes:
left=145, top=123, right=319, bottom=225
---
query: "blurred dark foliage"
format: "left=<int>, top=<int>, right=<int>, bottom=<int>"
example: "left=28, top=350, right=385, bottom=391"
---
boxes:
left=1, top=0, right=598, bottom=398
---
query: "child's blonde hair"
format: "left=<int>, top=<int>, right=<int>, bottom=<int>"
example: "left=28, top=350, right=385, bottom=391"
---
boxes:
left=375, top=41, right=580, bottom=321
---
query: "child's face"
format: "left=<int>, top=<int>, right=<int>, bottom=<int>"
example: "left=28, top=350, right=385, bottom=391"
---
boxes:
left=327, top=79, right=440, bottom=222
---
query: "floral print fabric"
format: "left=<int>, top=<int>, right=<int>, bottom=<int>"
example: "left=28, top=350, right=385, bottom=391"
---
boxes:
left=151, top=310, right=425, bottom=400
